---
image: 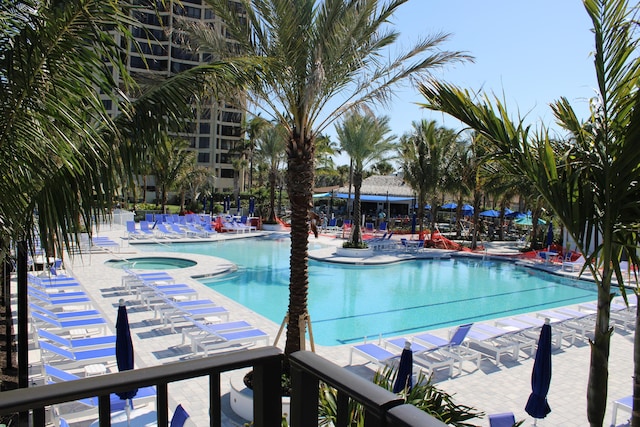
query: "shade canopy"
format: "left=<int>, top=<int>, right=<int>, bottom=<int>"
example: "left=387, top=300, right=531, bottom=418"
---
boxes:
left=440, top=202, right=457, bottom=210
left=479, top=209, right=501, bottom=218
left=525, top=320, right=552, bottom=419
left=515, top=216, right=547, bottom=226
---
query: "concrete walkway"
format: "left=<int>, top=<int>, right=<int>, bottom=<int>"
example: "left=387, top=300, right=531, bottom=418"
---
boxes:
left=29, top=225, right=635, bottom=426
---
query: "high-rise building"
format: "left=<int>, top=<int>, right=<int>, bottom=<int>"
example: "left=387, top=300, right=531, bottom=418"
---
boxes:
left=102, top=0, right=246, bottom=198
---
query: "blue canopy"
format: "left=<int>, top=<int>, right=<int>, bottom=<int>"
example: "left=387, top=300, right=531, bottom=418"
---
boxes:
left=440, top=202, right=457, bottom=210
left=324, top=193, right=414, bottom=202
left=479, top=209, right=501, bottom=218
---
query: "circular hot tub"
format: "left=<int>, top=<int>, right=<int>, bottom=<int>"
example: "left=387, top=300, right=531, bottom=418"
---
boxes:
left=105, top=257, right=197, bottom=270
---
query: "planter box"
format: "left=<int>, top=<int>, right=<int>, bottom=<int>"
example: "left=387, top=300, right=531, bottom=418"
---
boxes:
left=230, top=369, right=290, bottom=422
left=335, top=246, right=374, bottom=257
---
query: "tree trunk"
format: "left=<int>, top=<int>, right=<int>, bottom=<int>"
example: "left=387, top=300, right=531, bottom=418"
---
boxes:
left=471, top=191, right=482, bottom=250
left=587, top=270, right=613, bottom=426
left=267, top=170, right=277, bottom=223
left=284, top=132, right=314, bottom=357
left=351, top=171, right=363, bottom=245
left=633, top=300, right=640, bottom=426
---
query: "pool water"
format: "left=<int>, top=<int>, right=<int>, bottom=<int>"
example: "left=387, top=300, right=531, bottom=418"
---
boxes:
left=137, top=238, right=597, bottom=346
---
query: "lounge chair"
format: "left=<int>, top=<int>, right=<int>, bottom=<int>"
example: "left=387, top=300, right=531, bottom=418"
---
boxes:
left=39, top=340, right=115, bottom=367
left=536, top=309, right=594, bottom=339
left=164, top=304, right=231, bottom=332
left=37, top=328, right=116, bottom=350
left=195, top=328, right=269, bottom=356
left=506, top=314, right=576, bottom=347
left=32, top=311, right=108, bottom=334
left=384, top=338, right=456, bottom=377
left=44, top=364, right=156, bottom=417
left=463, top=325, right=520, bottom=365
left=488, top=412, right=516, bottom=427
left=562, top=254, right=586, bottom=272
left=139, top=221, right=156, bottom=237
left=578, top=302, right=635, bottom=331
left=156, top=222, right=183, bottom=238
left=349, top=342, right=400, bottom=370
left=182, top=319, right=254, bottom=351
left=472, top=323, right=536, bottom=357
left=126, top=221, right=148, bottom=239
left=610, top=395, right=633, bottom=427
left=29, top=303, right=103, bottom=321
left=495, top=316, right=572, bottom=350
left=29, top=288, right=92, bottom=309
left=412, top=323, right=482, bottom=372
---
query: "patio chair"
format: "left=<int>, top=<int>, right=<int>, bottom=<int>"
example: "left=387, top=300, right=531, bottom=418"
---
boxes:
left=164, top=304, right=231, bottom=332
left=32, top=311, right=108, bottom=334
left=182, top=318, right=254, bottom=351
left=139, top=221, right=156, bottom=237
left=349, top=342, right=400, bottom=370
left=29, top=303, right=103, bottom=321
left=495, top=316, right=573, bottom=350
left=156, top=222, right=183, bottom=238
left=125, top=221, right=147, bottom=239
left=44, top=364, right=156, bottom=418
left=464, top=326, right=520, bottom=365
left=39, top=340, right=115, bottom=367
left=562, top=253, right=586, bottom=272
left=37, top=328, right=116, bottom=350
left=488, top=412, right=516, bottom=427
left=384, top=338, right=457, bottom=377
left=412, top=323, right=482, bottom=373
left=194, top=326, right=269, bottom=356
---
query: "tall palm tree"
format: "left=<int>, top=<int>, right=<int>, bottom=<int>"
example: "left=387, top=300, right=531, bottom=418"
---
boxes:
left=0, top=0, right=255, bottom=387
left=150, top=136, right=197, bottom=214
left=399, top=120, right=460, bottom=234
left=336, top=112, right=395, bottom=246
left=242, top=114, right=270, bottom=190
left=192, top=0, right=471, bottom=356
left=418, top=1, right=640, bottom=424
left=255, top=123, right=287, bottom=223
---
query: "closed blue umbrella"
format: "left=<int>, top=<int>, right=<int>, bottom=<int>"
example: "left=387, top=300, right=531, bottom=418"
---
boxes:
left=410, top=213, right=416, bottom=235
left=223, top=196, right=230, bottom=212
left=525, top=319, right=552, bottom=424
left=116, top=299, right=137, bottom=423
left=249, top=197, right=255, bottom=216
left=237, top=195, right=241, bottom=214
left=392, top=341, right=413, bottom=393
left=545, top=221, right=554, bottom=248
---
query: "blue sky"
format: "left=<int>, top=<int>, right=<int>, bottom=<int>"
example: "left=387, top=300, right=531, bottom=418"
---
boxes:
left=331, top=0, right=598, bottom=166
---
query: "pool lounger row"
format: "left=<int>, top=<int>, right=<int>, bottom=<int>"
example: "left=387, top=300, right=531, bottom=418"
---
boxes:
left=159, top=298, right=230, bottom=332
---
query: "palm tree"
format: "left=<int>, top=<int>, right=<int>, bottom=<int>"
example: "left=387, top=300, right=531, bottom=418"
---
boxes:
left=399, top=120, right=460, bottom=234
left=418, top=1, right=640, bottom=424
left=254, top=123, right=287, bottom=223
left=0, top=0, right=255, bottom=388
left=192, top=0, right=471, bottom=356
left=242, top=114, right=270, bottom=190
left=150, top=137, right=197, bottom=214
left=336, top=112, right=395, bottom=246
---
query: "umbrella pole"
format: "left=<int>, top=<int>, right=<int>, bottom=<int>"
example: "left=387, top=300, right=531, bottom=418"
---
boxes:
left=126, top=399, right=131, bottom=426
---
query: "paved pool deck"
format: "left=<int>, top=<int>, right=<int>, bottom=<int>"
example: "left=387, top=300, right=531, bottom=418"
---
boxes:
left=29, top=225, right=635, bottom=427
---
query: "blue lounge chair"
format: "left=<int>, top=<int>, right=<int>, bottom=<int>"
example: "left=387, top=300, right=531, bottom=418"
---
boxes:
left=126, top=221, right=147, bottom=239
left=165, top=305, right=230, bottom=332
left=29, top=289, right=92, bottom=308
left=39, top=340, right=115, bottom=367
left=489, top=412, right=516, bottom=427
left=32, top=311, right=107, bottom=334
left=413, top=323, right=482, bottom=371
left=182, top=319, right=254, bottom=350
left=139, top=221, right=156, bottom=237
left=29, top=303, right=102, bottom=321
left=44, top=364, right=156, bottom=412
left=188, top=321, right=269, bottom=356
left=37, top=328, right=116, bottom=350
left=349, top=342, right=398, bottom=369
left=384, top=338, right=456, bottom=377
left=170, top=404, right=190, bottom=427
left=155, top=222, right=182, bottom=238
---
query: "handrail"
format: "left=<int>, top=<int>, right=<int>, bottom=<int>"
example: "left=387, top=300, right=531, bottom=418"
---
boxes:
left=289, top=350, right=447, bottom=426
left=0, top=346, right=283, bottom=427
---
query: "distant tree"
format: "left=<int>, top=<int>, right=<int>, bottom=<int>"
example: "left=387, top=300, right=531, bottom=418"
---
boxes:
left=255, top=123, right=287, bottom=223
left=372, top=161, right=395, bottom=176
left=336, top=112, right=395, bottom=246
left=150, top=136, right=196, bottom=214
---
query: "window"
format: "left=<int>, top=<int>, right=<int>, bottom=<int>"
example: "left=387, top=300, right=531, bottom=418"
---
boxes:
left=220, top=125, right=240, bottom=137
left=197, top=152, right=210, bottom=163
left=220, top=169, right=234, bottom=178
left=198, top=137, right=210, bottom=149
left=199, top=123, right=210, bottom=134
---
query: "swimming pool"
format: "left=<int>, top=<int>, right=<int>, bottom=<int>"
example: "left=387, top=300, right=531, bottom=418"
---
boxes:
left=137, top=237, right=597, bottom=346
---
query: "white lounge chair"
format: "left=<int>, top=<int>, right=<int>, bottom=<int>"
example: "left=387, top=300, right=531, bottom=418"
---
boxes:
left=182, top=319, right=254, bottom=351
left=562, top=254, right=586, bottom=272
left=195, top=327, right=269, bottom=356
left=39, top=340, right=115, bottom=367
left=37, top=328, right=116, bottom=350
left=384, top=338, right=457, bottom=377
left=412, top=323, right=482, bottom=373
left=464, top=325, right=520, bottom=365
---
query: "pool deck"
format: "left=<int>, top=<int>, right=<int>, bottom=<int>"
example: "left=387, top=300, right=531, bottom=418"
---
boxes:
left=32, top=225, right=635, bottom=426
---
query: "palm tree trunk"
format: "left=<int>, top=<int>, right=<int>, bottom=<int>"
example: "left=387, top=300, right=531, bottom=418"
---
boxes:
left=587, top=270, right=613, bottom=426
left=351, top=171, right=363, bottom=245
left=633, top=302, right=640, bottom=427
left=284, top=133, right=314, bottom=357
left=268, top=171, right=277, bottom=223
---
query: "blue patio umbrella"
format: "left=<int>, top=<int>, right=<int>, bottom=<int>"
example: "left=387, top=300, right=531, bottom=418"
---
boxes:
left=545, top=221, right=554, bottom=248
left=392, top=341, right=413, bottom=393
left=249, top=197, right=255, bottom=216
left=461, top=204, right=474, bottom=216
left=479, top=209, right=501, bottom=218
left=116, top=299, right=137, bottom=424
left=440, top=202, right=457, bottom=210
left=525, top=319, right=552, bottom=424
